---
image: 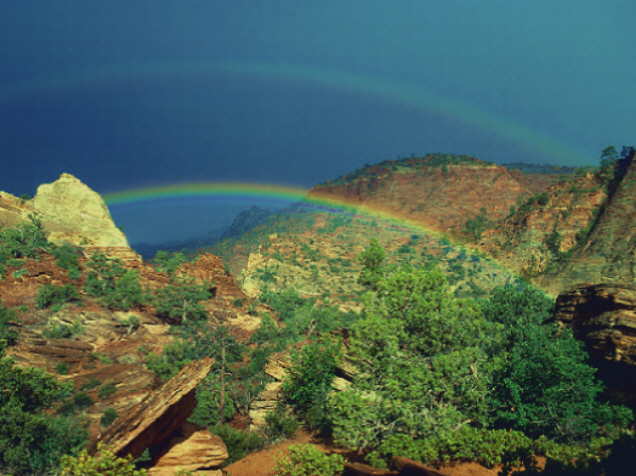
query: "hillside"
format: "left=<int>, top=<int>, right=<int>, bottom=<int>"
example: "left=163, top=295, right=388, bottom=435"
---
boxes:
left=310, top=154, right=567, bottom=236
left=212, top=208, right=516, bottom=307
left=483, top=148, right=635, bottom=293
left=213, top=153, right=608, bottom=296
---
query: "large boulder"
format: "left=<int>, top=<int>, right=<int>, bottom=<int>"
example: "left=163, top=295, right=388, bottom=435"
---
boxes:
left=98, top=358, right=213, bottom=460
left=1, top=173, right=133, bottom=255
left=555, top=283, right=636, bottom=404
left=149, top=424, right=228, bottom=475
left=32, top=173, right=130, bottom=248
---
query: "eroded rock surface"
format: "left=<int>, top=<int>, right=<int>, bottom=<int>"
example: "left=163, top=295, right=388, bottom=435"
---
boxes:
left=0, top=173, right=133, bottom=255
left=555, top=283, right=636, bottom=403
left=98, top=358, right=213, bottom=459
left=149, top=424, right=228, bottom=475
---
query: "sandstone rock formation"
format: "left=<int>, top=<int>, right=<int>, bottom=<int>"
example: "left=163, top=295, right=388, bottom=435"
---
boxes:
left=98, top=358, right=214, bottom=459
left=0, top=172, right=132, bottom=255
left=552, top=151, right=635, bottom=290
left=555, top=283, right=636, bottom=404
left=149, top=424, right=228, bottom=475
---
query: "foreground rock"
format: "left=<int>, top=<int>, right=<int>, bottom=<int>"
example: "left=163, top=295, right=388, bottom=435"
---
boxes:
left=98, top=358, right=214, bottom=460
left=149, top=424, right=228, bottom=475
left=555, top=283, right=636, bottom=404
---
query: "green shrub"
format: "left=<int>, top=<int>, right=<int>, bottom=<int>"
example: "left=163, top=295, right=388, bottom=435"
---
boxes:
left=43, top=319, right=84, bottom=339
left=264, top=409, right=300, bottom=442
left=98, top=383, right=117, bottom=399
left=188, top=378, right=236, bottom=427
left=282, top=340, right=340, bottom=432
left=152, top=283, right=211, bottom=323
left=152, top=250, right=188, bottom=276
left=273, top=444, right=344, bottom=476
left=120, top=314, right=141, bottom=334
left=36, top=284, right=80, bottom=309
left=100, top=270, right=145, bottom=310
left=0, top=353, right=87, bottom=474
left=463, top=207, right=492, bottom=241
left=56, top=362, right=70, bottom=375
left=73, top=392, right=93, bottom=409
left=51, top=243, right=82, bottom=279
left=0, top=303, right=18, bottom=349
left=84, top=253, right=145, bottom=310
left=0, top=215, right=50, bottom=276
left=100, top=408, right=118, bottom=427
left=210, top=424, right=266, bottom=465
left=59, top=445, right=147, bottom=475
left=367, top=428, right=534, bottom=469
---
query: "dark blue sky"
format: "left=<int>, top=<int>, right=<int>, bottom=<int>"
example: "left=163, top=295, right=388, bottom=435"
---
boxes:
left=2, top=1, right=634, bottom=244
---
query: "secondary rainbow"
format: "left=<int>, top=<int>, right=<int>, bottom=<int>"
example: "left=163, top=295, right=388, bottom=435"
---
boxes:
left=0, top=60, right=589, bottom=165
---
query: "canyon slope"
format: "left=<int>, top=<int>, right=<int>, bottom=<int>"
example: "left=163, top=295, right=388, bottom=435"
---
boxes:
left=213, top=152, right=629, bottom=298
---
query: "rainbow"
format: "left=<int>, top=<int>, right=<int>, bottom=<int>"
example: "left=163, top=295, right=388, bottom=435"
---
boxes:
left=103, top=181, right=442, bottom=238
left=0, top=60, right=589, bottom=165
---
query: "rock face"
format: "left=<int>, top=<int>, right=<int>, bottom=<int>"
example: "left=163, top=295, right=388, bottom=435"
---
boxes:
left=0, top=172, right=131, bottom=251
left=98, top=358, right=213, bottom=460
left=485, top=150, right=635, bottom=294
left=555, top=283, right=636, bottom=403
left=149, top=424, right=228, bottom=475
left=553, top=151, right=636, bottom=289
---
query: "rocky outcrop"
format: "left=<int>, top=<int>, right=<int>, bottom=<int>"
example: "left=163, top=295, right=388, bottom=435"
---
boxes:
left=149, top=424, right=228, bottom=475
left=177, top=253, right=260, bottom=335
left=98, top=358, right=213, bottom=460
left=1, top=173, right=133, bottom=256
left=553, top=151, right=636, bottom=289
left=249, top=351, right=352, bottom=430
left=555, top=283, right=636, bottom=403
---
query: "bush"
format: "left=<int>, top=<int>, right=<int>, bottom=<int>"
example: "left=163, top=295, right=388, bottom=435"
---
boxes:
left=73, top=392, right=94, bottom=409
left=264, top=409, right=300, bottom=442
left=0, top=353, right=87, bottom=474
left=84, top=253, right=145, bottom=311
left=367, top=428, right=534, bottom=469
left=0, top=215, right=50, bottom=276
left=210, top=424, right=266, bottom=465
left=98, top=383, right=117, bottom=400
left=36, top=284, right=80, bottom=310
left=43, top=319, right=84, bottom=339
left=282, top=340, right=340, bottom=431
left=152, top=283, right=211, bottom=323
left=56, top=362, right=70, bottom=375
left=100, top=408, right=118, bottom=427
left=0, top=303, right=18, bottom=349
left=152, top=250, right=188, bottom=276
left=59, top=444, right=147, bottom=475
left=273, top=444, right=344, bottom=476
left=100, top=270, right=145, bottom=311
left=51, top=243, right=82, bottom=279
